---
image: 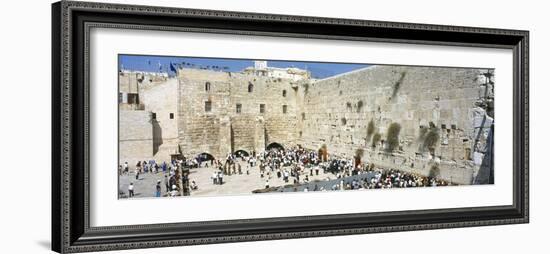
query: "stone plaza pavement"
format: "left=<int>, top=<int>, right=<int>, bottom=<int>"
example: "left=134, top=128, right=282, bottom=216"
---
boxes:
left=119, top=160, right=339, bottom=199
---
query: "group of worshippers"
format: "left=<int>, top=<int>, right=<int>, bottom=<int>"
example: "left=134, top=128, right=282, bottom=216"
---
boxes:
left=121, top=146, right=451, bottom=198
left=120, top=158, right=199, bottom=198
left=361, top=168, right=449, bottom=189
left=210, top=153, right=252, bottom=185
left=119, top=160, right=173, bottom=180
left=252, top=146, right=451, bottom=192
left=255, top=146, right=353, bottom=186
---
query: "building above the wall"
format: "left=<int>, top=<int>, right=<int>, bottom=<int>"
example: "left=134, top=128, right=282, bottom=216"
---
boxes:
left=243, top=60, right=311, bottom=81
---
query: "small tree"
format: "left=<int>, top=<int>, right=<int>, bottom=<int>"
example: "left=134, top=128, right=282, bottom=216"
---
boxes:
left=386, top=122, right=402, bottom=151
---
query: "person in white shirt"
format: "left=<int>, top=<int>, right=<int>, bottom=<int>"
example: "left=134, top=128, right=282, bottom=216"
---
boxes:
left=128, top=183, right=134, bottom=197
left=212, top=171, right=218, bottom=185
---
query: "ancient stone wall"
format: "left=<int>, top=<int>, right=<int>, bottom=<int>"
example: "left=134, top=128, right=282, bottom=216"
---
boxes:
left=118, top=110, right=153, bottom=166
left=118, top=64, right=494, bottom=185
left=177, top=69, right=231, bottom=160
left=139, top=77, right=179, bottom=163
left=176, top=68, right=299, bottom=159
left=298, top=65, right=494, bottom=184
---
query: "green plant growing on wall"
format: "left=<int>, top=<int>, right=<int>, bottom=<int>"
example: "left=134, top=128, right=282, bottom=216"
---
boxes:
left=391, top=71, right=407, bottom=100
left=354, top=148, right=364, bottom=166
left=372, top=132, right=381, bottom=148
left=355, top=148, right=365, bottom=158
left=303, top=82, right=309, bottom=94
left=429, top=164, right=440, bottom=178
left=386, top=122, right=402, bottom=151
left=366, top=119, right=375, bottom=141
left=418, top=126, right=428, bottom=140
left=423, top=127, right=440, bottom=151
left=357, top=100, right=364, bottom=112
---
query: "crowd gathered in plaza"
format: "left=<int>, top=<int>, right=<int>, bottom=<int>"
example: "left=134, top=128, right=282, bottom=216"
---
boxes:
left=119, top=158, right=198, bottom=198
left=247, top=146, right=450, bottom=192
left=119, top=145, right=451, bottom=198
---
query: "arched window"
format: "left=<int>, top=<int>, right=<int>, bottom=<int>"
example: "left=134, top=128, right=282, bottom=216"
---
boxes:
left=248, top=82, right=254, bottom=93
left=205, top=82, right=211, bottom=91
left=282, top=90, right=287, bottom=97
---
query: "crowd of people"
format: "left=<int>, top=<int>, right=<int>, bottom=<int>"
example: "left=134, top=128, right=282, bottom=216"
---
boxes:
left=119, top=158, right=199, bottom=198
left=252, top=146, right=452, bottom=193
left=119, top=145, right=452, bottom=198
left=288, top=167, right=450, bottom=193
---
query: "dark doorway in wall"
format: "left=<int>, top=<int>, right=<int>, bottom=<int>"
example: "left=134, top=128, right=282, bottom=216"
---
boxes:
left=197, top=152, right=215, bottom=162
left=234, top=150, right=250, bottom=157
left=266, top=142, right=284, bottom=151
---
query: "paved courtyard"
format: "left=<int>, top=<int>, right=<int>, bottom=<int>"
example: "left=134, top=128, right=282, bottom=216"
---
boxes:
left=119, top=160, right=339, bottom=199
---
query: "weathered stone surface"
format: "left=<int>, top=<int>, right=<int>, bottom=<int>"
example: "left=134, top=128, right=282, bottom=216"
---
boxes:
left=118, top=64, right=494, bottom=185
left=118, top=110, right=153, bottom=165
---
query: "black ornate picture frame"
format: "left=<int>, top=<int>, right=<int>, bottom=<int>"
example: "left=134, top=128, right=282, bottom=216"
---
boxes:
left=51, top=1, right=529, bottom=253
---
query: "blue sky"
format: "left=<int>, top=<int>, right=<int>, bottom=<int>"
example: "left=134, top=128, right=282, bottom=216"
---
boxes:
left=119, top=55, right=369, bottom=79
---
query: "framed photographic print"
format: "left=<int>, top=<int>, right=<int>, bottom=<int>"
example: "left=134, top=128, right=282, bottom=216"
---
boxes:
left=51, top=1, right=529, bottom=253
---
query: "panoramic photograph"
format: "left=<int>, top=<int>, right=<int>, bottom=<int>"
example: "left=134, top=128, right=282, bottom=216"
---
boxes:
left=117, top=54, right=494, bottom=199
